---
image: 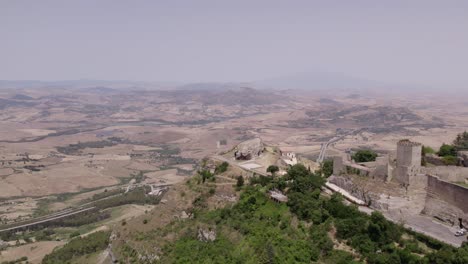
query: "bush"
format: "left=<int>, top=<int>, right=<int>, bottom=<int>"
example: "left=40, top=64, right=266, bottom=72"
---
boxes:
left=249, top=175, right=272, bottom=186
left=199, top=169, right=215, bottom=183
left=209, top=188, right=216, bottom=195
left=442, top=155, right=458, bottom=166
left=69, top=231, right=80, bottom=238
left=266, top=165, right=279, bottom=175
left=236, top=176, right=244, bottom=187
left=422, top=145, right=435, bottom=154
left=215, top=162, right=229, bottom=174
left=438, top=144, right=457, bottom=157
left=352, top=150, right=378, bottom=162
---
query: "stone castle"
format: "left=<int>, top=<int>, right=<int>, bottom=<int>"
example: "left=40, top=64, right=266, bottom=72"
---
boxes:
left=331, top=139, right=468, bottom=228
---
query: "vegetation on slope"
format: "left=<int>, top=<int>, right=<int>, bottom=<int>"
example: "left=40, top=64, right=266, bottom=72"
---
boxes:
left=42, top=231, right=110, bottom=264
left=320, top=159, right=334, bottom=177
left=116, top=164, right=468, bottom=263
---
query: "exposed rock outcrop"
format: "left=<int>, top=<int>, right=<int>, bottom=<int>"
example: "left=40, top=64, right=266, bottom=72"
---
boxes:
left=197, top=228, right=216, bottom=242
left=234, top=138, right=264, bottom=160
left=0, top=240, right=8, bottom=250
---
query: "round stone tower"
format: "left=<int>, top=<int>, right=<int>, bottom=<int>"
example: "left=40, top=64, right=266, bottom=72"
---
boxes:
left=395, top=139, right=422, bottom=185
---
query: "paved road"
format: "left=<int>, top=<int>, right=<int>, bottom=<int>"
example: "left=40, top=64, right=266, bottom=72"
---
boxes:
left=0, top=207, right=96, bottom=233
left=317, top=136, right=343, bottom=163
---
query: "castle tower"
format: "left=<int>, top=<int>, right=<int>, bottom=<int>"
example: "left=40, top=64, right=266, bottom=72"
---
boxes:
left=332, top=155, right=344, bottom=176
left=395, top=140, right=422, bottom=185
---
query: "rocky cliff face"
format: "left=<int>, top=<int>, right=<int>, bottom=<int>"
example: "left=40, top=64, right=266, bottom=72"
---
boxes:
left=234, top=138, right=264, bottom=160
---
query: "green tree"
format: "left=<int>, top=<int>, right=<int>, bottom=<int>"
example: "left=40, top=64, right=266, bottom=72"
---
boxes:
left=321, top=159, right=334, bottom=177
left=352, top=150, right=378, bottom=162
left=236, top=175, right=244, bottom=187
left=266, top=165, right=279, bottom=176
left=438, top=144, right=457, bottom=157
left=453, top=131, right=468, bottom=150
left=287, top=164, right=324, bottom=193
left=215, top=162, right=229, bottom=174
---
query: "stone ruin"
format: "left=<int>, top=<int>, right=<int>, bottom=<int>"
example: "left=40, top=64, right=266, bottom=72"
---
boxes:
left=333, top=139, right=423, bottom=186
left=234, top=138, right=264, bottom=160
left=331, top=139, right=468, bottom=228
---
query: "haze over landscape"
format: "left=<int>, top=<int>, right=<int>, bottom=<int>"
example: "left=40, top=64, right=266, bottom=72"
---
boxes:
left=2, top=0, right=468, bottom=91
left=1, top=1, right=468, bottom=264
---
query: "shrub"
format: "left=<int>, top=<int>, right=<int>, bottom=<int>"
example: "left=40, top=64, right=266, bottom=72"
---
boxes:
left=69, top=231, right=80, bottom=238
left=236, top=176, right=244, bottom=187
left=442, top=155, right=458, bottom=166
left=438, top=144, right=457, bottom=157
left=266, top=165, right=279, bottom=175
left=352, top=150, right=378, bottom=162
left=215, top=162, right=229, bottom=174
left=209, top=188, right=216, bottom=195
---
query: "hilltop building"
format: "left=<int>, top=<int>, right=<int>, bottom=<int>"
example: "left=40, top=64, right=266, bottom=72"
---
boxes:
left=331, top=139, right=468, bottom=228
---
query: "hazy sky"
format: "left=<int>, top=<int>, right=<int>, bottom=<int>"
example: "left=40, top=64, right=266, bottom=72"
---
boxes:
left=1, top=0, right=468, bottom=89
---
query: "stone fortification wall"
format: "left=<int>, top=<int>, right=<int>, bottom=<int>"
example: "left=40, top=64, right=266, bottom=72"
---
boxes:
left=458, top=151, right=468, bottom=167
left=423, top=175, right=468, bottom=226
left=422, top=166, right=468, bottom=183
left=368, top=156, right=389, bottom=181
left=327, top=175, right=375, bottom=207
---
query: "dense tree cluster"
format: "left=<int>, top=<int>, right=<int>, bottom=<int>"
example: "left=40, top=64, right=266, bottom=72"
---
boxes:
left=42, top=231, right=110, bottom=264
left=352, top=150, right=378, bottom=163
left=94, top=186, right=161, bottom=209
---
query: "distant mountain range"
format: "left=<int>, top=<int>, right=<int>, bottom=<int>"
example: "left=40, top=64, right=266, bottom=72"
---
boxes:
left=252, top=71, right=427, bottom=92
left=0, top=80, right=179, bottom=90
left=0, top=71, right=432, bottom=93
